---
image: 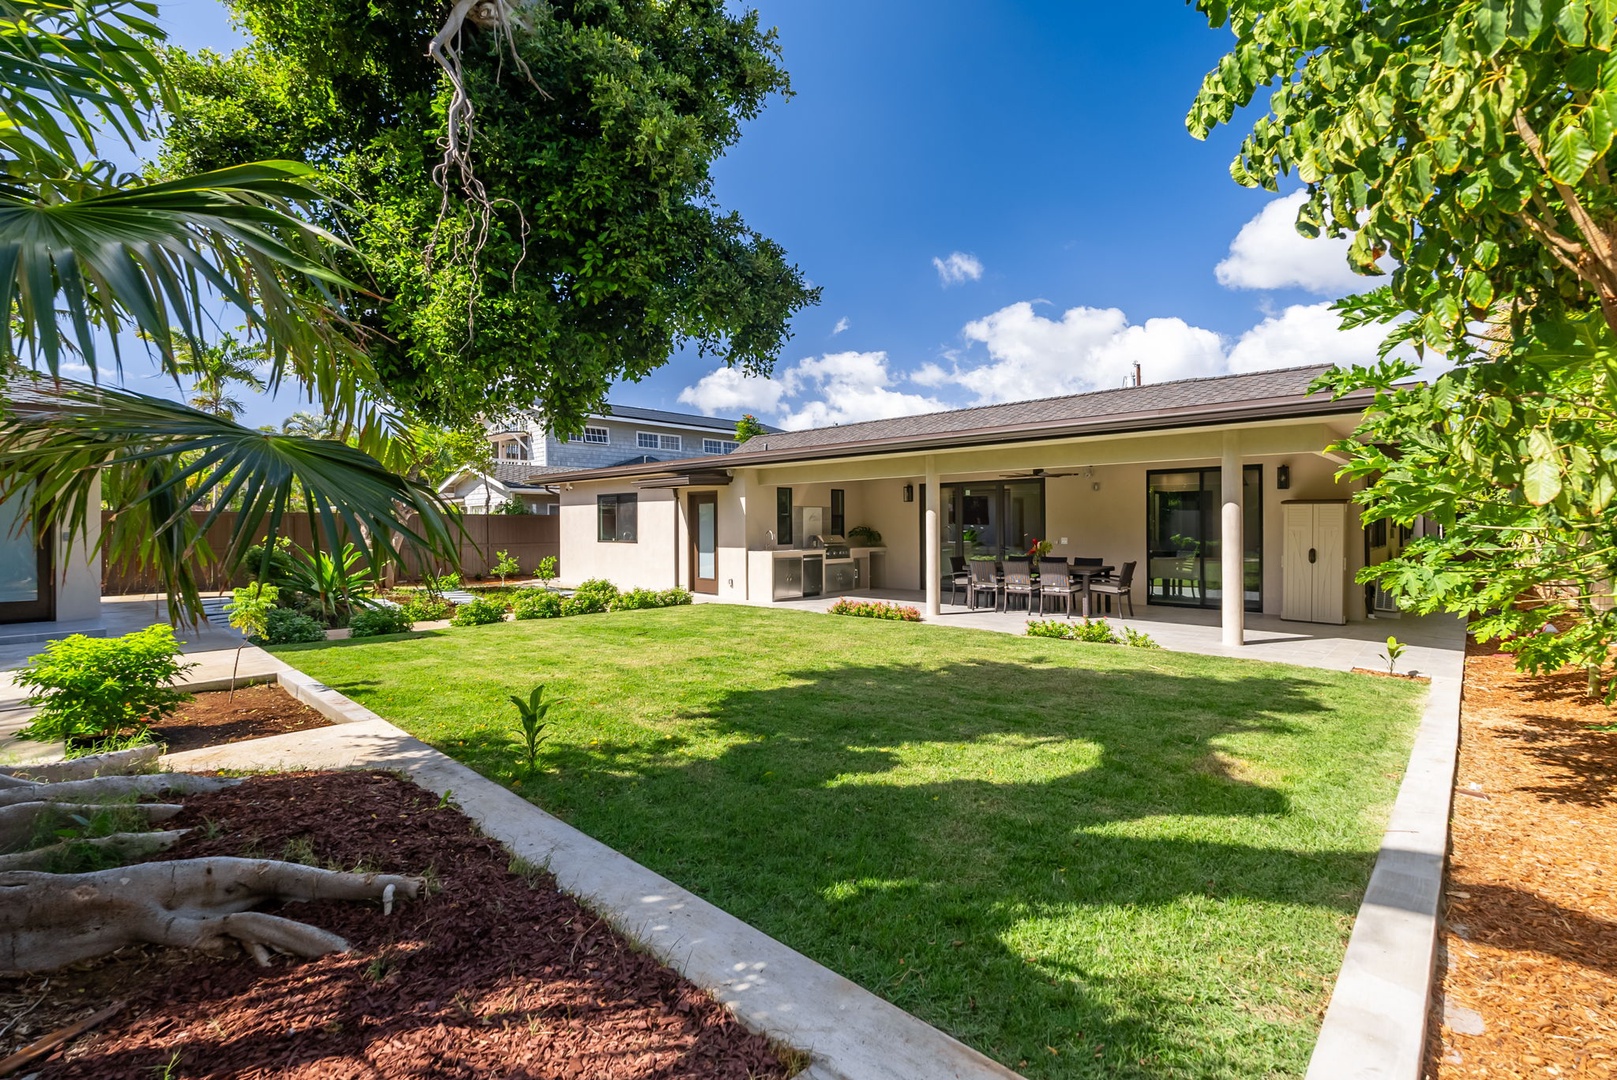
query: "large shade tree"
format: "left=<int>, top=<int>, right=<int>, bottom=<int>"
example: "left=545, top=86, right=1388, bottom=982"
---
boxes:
left=1189, top=0, right=1617, bottom=694
left=159, top=0, right=820, bottom=435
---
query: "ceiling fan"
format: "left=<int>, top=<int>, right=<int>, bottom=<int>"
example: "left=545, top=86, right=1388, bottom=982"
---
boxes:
left=998, top=466, right=1093, bottom=479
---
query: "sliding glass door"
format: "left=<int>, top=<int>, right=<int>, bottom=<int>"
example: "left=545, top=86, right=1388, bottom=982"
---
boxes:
left=0, top=492, right=53, bottom=624
left=1145, top=467, right=1261, bottom=611
left=935, top=481, right=1044, bottom=567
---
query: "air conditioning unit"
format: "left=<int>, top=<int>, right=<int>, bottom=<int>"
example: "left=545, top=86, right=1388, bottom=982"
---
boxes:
left=1371, top=582, right=1403, bottom=616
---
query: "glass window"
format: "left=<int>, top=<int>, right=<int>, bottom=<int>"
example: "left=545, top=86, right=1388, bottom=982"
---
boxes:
left=660, top=434, right=681, bottom=450
left=1145, top=466, right=1261, bottom=611
left=0, top=494, right=39, bottom=603
left=776, top=487, right=792, bottom=545
left=571, top=426, right=610, bottom=445
left=830, top=488, right=845, bottom=536
left=637, top=432, right=658, bottom=449
left=597, top=494, right=638, bottom=542
left=703, top=438, right=738, bottom=455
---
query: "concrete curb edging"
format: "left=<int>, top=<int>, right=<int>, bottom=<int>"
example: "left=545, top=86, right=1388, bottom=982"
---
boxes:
left=1304, top=662, right=1463, bottom=1078
left=165, top=686, right=1023, bottom=1080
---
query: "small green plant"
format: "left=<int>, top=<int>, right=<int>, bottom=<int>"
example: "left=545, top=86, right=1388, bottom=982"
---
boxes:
left=512, top=589, right=565, bottom=619
left=1379, top=635, right=1407, bottom=675
left=534, top=554, right=559, bottom=589
left=451, top=596, right=507, bottom=626
left=15, top=626, right=195, bottom=744
left=226, top=583, right=278, bottom=696
left=285, top=542, right=374, bottom=624
left=349, top=606, right=414, bottom=637
left=827, top=598, right=922, bottom=621
left=659, top=587, right=693, bottom=606
left=1123, top=627, right=1161, bottom=649
left=252, top=608, right=327, bottom=645
left=1025, top=619, right=1122, bottom=644
left=509, top=684, right=554, bottom=771
left=427, top=571, right=463, bottom=595
left=399, top=595, right=453, bottom=622
left=492, top=549, right=522, bottom=585
left=847, top=524, right=883, bottom=546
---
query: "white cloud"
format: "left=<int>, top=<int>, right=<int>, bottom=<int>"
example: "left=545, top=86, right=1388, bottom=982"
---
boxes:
left=1215, top=190, right=1375, bottom=295
left=949, top=302, right=1225, bottom=404
left=777, top=351, right=946, bottom=430
left=831, top=316, right=850, bottom=336
left=909, top=361, right=951, bottom=388
left=1225, top=302, right=1388, bottom=373
left=676, top=365, right=785, bottom=415
left=932, top=251, right=984, bottom=286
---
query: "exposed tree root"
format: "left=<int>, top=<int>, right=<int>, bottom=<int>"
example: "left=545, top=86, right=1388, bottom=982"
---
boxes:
left=0, top=802, right=183, bottom=852
left=0, top=772, right=236, bottom=808
left=1, top=745, right=162, bottom=783
left=0, top=857, right=423, bottom=973
left=0, top=829, right=190, bottom=871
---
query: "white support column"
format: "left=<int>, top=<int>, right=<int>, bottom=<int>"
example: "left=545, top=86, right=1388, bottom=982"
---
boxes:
left=924, top=457, right=940, bottom=617
left=1221, top=432, right=1244, bottom=647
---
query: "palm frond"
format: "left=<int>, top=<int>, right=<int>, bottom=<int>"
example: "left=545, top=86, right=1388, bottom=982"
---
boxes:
left=0, top=377, right=461, bottom=625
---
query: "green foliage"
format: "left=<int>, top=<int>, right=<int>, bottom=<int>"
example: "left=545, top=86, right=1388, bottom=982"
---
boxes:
left=494, top=497, right=528, bottom=515
left=1188, top=0, right=1617, bottom=357
left=534, top=555, right=558, bottom=588
left=512, top=589, right=564, bottom=620
left=450, top=596, right=507, bottom=626
left=1026, top=619, right=1123, bottom=644
left=348, top=606, right=413, bottom=637
left=244, top=537, right=296, bottom=586
left=1379, top=636, right=1408, bottom=675
left=508, top=684, right=553, bottom=772
left=608, top=587, right=694, bottom=611
left=571, top=578, right=620, bottom=607
left=227, top=583, right=279, bottom=641
left=827, top=598, right=922, bottom=621
left=282, top=543, right=373, bottom=624
left=15, top=626, right=194, bottom=743
left=426, top=571, right=462, bottom=595
left=846, top=525, right=883, bottom=546
left=735, top=414, right=768, bottom=443
left=1122, top=627, right=1161, bottom=650
left=398, top=595, right=452, bottom=622
left=253, top=607, right=327, bottom=645
left=492, top=549, right=522, bottom=585
left=161, top=0, right=819, bottom=434
left=406, top=424, right=496, bottom=486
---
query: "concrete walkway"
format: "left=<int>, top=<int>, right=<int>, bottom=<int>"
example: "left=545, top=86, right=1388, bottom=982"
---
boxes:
left=166, top=673, right=1024, bottom=1080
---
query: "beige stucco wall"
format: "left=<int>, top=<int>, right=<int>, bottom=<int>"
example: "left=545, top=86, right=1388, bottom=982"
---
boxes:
left=56, top=476, right=101, bottom=622
left=558, top=482, right=679, bottom=589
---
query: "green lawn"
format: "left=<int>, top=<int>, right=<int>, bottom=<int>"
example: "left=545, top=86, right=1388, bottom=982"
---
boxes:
left=277, top=606, right=1424, bottom=1080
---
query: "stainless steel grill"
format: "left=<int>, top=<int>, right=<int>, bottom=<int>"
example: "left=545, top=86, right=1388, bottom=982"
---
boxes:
left=809, top=534, right=851, bottom=559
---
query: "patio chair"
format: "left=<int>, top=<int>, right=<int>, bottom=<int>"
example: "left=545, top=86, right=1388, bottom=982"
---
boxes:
left=944, top=555, right=968, bottom=604
left=1002, top=558, right=1036, bottom=614
left=1087, top=560, right=1137, bottom=618
left=967, top=559, right=1001, bottom=611
left=1038, top=561, right=1076, bottom=616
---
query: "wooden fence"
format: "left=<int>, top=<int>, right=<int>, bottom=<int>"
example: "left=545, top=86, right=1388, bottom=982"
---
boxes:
left=100, top=511, right=560, bottom=594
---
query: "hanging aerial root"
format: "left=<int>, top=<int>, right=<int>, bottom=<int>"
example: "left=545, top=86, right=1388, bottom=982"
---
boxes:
left=0, top=772, right=236, bottom=809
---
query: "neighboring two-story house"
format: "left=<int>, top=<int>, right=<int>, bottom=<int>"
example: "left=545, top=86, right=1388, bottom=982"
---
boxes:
left=440, top=404, right=776, bottom=514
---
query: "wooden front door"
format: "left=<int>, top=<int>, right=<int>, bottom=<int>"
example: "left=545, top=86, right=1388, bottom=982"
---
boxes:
left=689, top=492, right=718, bottom=595
left=0, top=493, right=55, bottom=624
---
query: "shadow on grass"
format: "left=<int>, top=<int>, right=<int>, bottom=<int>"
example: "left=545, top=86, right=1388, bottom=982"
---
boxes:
left=315, top=651, right=1402, bottom=1079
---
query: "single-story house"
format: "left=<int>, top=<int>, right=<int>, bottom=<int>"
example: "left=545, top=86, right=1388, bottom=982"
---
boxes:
left=439, top=461, right=577, bottom=514
left=544, top=365, right=1405, bottom=647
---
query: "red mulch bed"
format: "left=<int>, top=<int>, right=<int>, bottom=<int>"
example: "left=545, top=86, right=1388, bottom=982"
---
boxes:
left=5, top=772, right=793, bottom=1079
left=1425, top=640, right=1617, bottom=1076
left=150, top=684, right=334, bottom=754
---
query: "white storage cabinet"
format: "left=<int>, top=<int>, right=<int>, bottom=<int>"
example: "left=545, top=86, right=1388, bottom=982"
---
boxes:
left=1281, top=501, right=1349, bottom=624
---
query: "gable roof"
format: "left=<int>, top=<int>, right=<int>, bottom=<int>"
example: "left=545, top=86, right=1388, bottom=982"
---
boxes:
left=602, top=403, right=778, bottom=433
left=540, top=365, right=1367, bottom=484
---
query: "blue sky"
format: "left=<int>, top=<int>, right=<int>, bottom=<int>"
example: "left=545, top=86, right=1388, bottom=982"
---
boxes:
left=137, top=0, right=1390, bottom=431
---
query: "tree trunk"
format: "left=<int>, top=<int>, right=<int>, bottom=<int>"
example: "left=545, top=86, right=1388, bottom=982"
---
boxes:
left=0, top=773, right=236, bottom=809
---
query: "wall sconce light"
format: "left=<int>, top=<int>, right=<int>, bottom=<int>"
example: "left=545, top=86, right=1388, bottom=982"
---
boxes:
left=1091, top=481, right=1101, bottom=492
left=1276, top=465, right=1291, bottom=490
left=902, top=483, right=915, bottom=502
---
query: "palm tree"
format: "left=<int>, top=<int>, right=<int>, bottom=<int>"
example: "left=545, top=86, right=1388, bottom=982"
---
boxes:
left=175, top=335, right=268, bottom=421
left=0, top=0, right=455, bottom=624
left=280, top=411, right=342, bottom=440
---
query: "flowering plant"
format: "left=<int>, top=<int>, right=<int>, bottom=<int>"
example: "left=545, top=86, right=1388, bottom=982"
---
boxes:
left=1027, top=538, right=1053, bottom=559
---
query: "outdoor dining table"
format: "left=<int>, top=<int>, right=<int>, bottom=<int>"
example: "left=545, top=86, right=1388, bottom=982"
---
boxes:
left=1061, top=564, right=1115, bottom=619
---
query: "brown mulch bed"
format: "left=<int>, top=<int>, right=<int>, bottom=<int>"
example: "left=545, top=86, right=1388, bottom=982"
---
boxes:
left=1425, top=641, right=1617, bottom=1077
left=150, top=684, right=334, bottom=754
left=3, top=771, right=793, bottom=1079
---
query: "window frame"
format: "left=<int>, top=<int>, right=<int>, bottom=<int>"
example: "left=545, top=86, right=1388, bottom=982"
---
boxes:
left=703, top=438, right=739, bottom=455
left=776, top=487, right=793, bottom=546
left=597, top=493, right=638, bottom=543
left=830, top=488, right=845, bottom=537
left=570, top=426, right=610, bottom=445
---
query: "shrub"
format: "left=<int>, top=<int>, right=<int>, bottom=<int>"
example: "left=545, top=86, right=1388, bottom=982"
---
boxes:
left=609, top=587, right=664, bottom=611
left=399, top=595, right=453, bottom=622
left=242, top=537, right=295, bottom=586
left=827, top=598, right=922, bottom=621
left=253, top=608, right=328, bottom=645
left=1122, top=627, right=1161, bottom=649
left=1025, top=619, right=1122, bottom=644
left=451, top=596, right=508, bottom=626
left=492, top=549, right=522, bottom=584
left=534, top=555, right=559, bottom=588
left=573, top=578, right=619, bottom=605
left=15, top=626, right=195, bottom=743
left=512, top=589, right=564, bottom=620
left=427, top=571, right=462, bottom=593
left=349, top=606, right=414, bottom=638
left=659, top=587, right=693, bottom=606
left=560, top=594, right=607, bottom=616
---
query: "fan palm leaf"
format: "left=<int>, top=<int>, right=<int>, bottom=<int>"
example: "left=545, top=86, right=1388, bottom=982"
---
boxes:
left=0, top=378, right=460, bottom=625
